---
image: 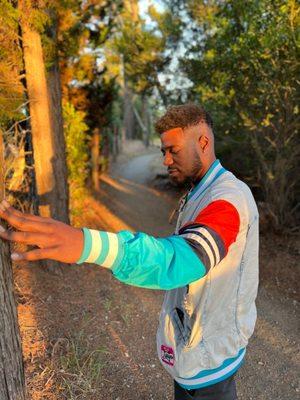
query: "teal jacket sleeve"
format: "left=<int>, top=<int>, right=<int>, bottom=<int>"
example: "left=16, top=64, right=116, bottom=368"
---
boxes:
left=76, top=228, right=206, bottom=290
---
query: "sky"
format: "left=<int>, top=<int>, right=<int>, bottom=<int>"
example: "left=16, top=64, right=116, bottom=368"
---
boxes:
left=139, top=0, right=165, bottom=15
left=139, top=0, right=165, bottom=26
left=139, top=0, right=194, bottom=100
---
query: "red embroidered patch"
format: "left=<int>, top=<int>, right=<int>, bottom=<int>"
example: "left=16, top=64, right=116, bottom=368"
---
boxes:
left=161, top=345, right=175, bottom=366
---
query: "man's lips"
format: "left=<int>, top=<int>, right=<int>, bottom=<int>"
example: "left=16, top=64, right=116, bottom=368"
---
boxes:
left=168, top=168, right=179, bottom=174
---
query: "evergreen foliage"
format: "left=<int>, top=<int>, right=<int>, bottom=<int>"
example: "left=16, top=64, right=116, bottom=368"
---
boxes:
left=161, top=0, right=300, bottom=230
left=0, top=0, right=24, bottom=125
left=63, top=101, right=89, bottom=197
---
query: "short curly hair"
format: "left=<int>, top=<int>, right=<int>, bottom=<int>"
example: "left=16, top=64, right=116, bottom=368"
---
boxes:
left=155, top=103, right=213, bottom=134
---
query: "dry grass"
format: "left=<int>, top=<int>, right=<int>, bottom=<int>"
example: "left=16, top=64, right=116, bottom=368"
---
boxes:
left=51, top=326, right=107, bottom=400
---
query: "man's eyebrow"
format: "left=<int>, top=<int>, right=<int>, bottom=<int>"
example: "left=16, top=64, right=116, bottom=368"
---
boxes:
left=160, top=145, right=179, bottom=151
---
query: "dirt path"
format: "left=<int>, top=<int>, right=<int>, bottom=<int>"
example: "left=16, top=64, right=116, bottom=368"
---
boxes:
left=16, top=147, right=299, bottom=400
left=107, top=150, right=300, bottom=400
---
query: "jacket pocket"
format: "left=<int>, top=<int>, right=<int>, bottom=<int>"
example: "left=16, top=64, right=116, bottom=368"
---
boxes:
left=171, top=307, right=191, bottom=346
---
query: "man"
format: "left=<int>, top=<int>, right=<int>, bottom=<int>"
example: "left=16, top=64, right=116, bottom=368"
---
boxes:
left=0, top=104, right=259, bottom=400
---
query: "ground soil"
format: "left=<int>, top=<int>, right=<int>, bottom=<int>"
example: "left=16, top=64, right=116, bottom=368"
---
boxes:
left=13, top=143, right=299, bottom=400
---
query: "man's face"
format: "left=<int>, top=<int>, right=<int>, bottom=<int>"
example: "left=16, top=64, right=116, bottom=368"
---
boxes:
left=160, top=127, right=203, bottom=185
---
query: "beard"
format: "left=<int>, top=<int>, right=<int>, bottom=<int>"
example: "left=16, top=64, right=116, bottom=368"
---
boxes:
left=183, top=150, right=203, bottom=186
left=170, top=150, right=203, bottom=187
left=190, top=150, right=203, bottom=183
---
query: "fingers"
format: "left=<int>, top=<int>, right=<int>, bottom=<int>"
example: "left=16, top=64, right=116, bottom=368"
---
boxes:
left=11, top=247, right=57, bottom=262
left=0, top=200, right=53, bottom=233
left=1, top=201, right=52, bottom=223
left=0, top=229, right=51, bottom=247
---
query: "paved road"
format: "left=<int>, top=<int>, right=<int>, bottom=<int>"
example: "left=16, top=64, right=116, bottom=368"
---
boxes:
left=113, top=152, right=162, bottom=185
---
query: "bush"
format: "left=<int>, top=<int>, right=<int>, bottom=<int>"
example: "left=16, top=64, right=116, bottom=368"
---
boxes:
left=63, top=101, right=89, bottom=216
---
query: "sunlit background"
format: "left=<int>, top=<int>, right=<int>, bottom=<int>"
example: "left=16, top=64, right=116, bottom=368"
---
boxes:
left=0, top=1, right=299, bottom=399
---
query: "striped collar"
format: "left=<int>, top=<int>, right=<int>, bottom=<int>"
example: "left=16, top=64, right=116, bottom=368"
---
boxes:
left=188, top=159, right=227, bottom=201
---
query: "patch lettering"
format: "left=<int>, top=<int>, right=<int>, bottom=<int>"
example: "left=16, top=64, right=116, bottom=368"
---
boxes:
left=161, top=345, right=175, bottom=366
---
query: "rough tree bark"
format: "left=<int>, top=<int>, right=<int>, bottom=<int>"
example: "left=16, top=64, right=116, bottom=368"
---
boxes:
left=46, top=11, right=70, bottom=224
left=19, top=1, right=69, bottom=223
left=0, top=132, right=26, bottom=400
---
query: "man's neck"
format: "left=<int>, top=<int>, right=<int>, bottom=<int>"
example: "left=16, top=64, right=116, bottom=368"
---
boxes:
left=192, top=157, right=217, bottom=186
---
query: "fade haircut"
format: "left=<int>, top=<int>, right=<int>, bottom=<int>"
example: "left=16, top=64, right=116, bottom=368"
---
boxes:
left=155, top=103, right=213, bottom=134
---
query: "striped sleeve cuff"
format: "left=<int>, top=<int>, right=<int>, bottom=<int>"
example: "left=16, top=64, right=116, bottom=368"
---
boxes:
left=76, top=228, right=124, bottom=269
left=180, top=225, right=226, bottom=271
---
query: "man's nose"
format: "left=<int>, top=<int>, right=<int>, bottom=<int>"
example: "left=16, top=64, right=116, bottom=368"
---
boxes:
left=163, top=152, right=173, bottom=167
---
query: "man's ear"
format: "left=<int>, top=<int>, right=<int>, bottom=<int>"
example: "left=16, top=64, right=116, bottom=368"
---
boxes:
left=199, top=135, right=209, bottom=153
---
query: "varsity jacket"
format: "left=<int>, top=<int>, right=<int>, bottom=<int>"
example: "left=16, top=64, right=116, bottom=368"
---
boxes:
left=77, top=159, right=259, bottom=390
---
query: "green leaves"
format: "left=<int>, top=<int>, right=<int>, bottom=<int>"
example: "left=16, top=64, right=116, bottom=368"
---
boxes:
left=164, top=0, right=300, bottom=229
left=63, top=101, right=89, bottom=196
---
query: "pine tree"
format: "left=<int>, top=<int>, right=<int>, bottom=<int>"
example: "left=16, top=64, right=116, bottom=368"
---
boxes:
left=19, top=0, right=69, bottom=222
left=105, top=0, right=167, bottom=141
left=0, top=0, right=24, bottom=126
left=0, top=131, right=26, bottom=400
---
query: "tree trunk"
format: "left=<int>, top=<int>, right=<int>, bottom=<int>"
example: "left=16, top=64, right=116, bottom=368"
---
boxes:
left=141, top=95, right=151, bottom=147
left=20, top=3, right=69, bottom=222
left=112, top=126, right=119, bottom=161
left=91, top=128, right=100, bottom=190
left=120, top=54, right=133, bottom=143
left=122, top=0, right=139, bottom=141
left=46, top=12, right=70, bottom=224
left=120, top=125, right=126, bottom=152
left=124, top=78, right=135, bottom=140
left=0, top=132, right=26, bottom=400
left=102, top=133, right=110, bottom=173
left=147, top=98, right=153, bottom=146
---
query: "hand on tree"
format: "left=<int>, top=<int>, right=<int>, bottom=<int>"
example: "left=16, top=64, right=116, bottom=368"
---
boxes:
left=0, top=200, right=84, bottom=263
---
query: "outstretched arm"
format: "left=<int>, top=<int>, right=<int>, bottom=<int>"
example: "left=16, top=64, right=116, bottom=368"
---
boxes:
left=0, top=198, right=240, bottom=290
left=0, top=200, right=206, bottom=289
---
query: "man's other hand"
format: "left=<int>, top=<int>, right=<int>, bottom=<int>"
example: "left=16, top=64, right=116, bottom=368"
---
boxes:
left=0, top=200, right=84, bottom=263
